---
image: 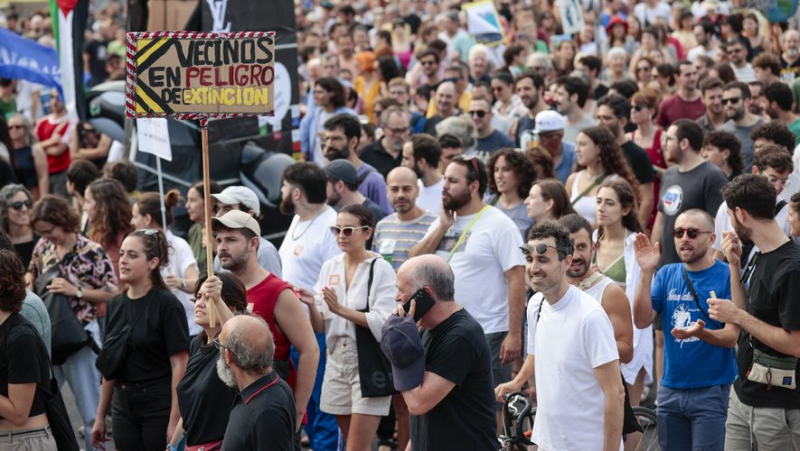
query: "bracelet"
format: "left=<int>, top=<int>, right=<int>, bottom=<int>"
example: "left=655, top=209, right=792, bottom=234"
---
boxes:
left=181, top=279, right=186, bottom=290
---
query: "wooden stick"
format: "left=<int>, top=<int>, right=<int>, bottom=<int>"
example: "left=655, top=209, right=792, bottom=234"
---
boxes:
left=201, top=122, right=217, bottom=327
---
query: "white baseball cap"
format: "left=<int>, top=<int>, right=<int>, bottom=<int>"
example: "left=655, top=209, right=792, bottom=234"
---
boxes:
left=533, top=110, right=566, bottom=133
left=212, top=186, right=260, bottom=216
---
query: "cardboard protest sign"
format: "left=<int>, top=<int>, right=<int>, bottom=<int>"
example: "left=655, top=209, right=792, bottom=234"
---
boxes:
left=126, top=31, right=275, bottom=119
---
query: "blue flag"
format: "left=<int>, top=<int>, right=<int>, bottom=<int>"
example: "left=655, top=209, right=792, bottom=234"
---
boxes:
left=0, top=28, right=62, bottom=94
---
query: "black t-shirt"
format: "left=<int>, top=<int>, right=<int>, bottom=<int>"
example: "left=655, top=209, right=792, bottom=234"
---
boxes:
left=594, top=84, right=610, bottom=101
left=221, top=371, right=295, bottom=451
left=106, top=287, right=190, bottom=383
left=177, top=338, right=236, bottom=445
left=621, top=140, right=655, bottom=185
left=14, top=235, right=40, bottom=271
left=515, top=115, right=536, bottom=147
left=83, top=39, right=110, bottom=86
left=734, top=240, right=800, bottom=409
left=0, top=157, right=18, bottom=190
left=410, top=309, right=496, bottom=451
left=0, top=313, right=49, bottom=417
left=360, top=139, right=403, bottom=179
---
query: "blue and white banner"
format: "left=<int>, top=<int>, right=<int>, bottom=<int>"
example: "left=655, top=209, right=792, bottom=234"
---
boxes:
left=0, top=28, right=62, bottom=93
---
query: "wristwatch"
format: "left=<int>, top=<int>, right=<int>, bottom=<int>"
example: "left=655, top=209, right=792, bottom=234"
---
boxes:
left=181, top=279, right=187, bottom=290
left=76, top=287, right=84, bottom=299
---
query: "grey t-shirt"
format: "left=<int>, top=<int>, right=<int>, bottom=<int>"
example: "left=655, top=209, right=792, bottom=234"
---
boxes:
left=214, top=237, right=282, bottom=278
left=720, top=117, right=765, bottom=173
left=20, top=290, right=51, bottom=357
left=490, top=197, right=535, bottom=239
left=563, top=116, right=597, bottom=144
left=658, top=161, right=728, bottom=266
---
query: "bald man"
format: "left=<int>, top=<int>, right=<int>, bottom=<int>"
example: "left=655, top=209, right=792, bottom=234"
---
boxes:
left=372, top=167, right=438, bottom=271
left=218, top=315, right=296, bottom=451
left=388, top=255, right=497, bottom=450
left=424, top=82, right=461, bottom=136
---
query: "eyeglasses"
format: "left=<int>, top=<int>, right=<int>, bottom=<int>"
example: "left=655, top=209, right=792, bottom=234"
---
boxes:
left=385, top=126, right=409, bottom=134
left=8, top=125, right=24, bottom=130
left=457, top=155, right=482, bottom=186
left=10, top=200, right=32, bottom=211
left=330, top=225, right=369, bottom=236
left=637, top=66, right=651, bottom=72
left=722, top=97, right=741, bottom=105
left=519, top=243, right=564, bottom=257
left=442, top=77, right=460, bottom=84
left=671, top=228, right=713, bottom=239
left=213, top=337, right=242, bottom=362
left=469, top=110, right=487, bottom=118
left=491, top=86, right=504, bottom=92
left=632, top=104, right=645, bottom=112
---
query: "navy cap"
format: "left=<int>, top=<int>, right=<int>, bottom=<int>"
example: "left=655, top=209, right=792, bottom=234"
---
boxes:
left=380, top=314, right=425, bottom=391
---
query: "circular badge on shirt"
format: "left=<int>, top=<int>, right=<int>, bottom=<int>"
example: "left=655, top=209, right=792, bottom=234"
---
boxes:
left=661, top=184, right=683, bottom=216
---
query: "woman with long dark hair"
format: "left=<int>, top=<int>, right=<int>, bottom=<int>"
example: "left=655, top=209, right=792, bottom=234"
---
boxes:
left=185, top=180, right=221, bottom=275
left=170, top=273, right=247, bottom=450
left=0, top=249, right=56, bottom=449
left=131, top=190, right=201, bottom=337
left=0, top=184, right=38, bottom=268
left=91, top=229, right=190, bottom=451
left=630, top=87, right=667, bottom=231
left=487, top=148, right=536, bottom=238
left=83, top=177, right=132, bottom=276
left=566, top=126, right=639, bottom=226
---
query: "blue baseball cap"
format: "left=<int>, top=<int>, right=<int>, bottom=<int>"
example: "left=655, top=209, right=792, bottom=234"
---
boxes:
left=380, top=314, right=425, bottom=391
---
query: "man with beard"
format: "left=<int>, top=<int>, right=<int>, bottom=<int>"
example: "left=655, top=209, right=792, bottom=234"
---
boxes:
left=322, top=114, right=391, bottom=214
left=764, top=82, right=800, bottom=144
left=595, top=94, right=656, bottom=230
left=514, top=71, right=548, bottom=147
left=401, top=134, right=444, bottom=215
left=495, top=221, right=625, bottom=449
left=657, top=61, right=706, bottom=129
left=211, top=210, right=319, bottom=447
left=277, top=162, right=340, bottom=451
left=780, top=29, right=800, bottom=83
left=409, top=156, right=526, bottom=431
left=696, top=77, right=726, bottom=132
left=727, top=37, right=756, bottom=83
left=373, top=167, right=437, bottom=271
left=218, top=315, right=296, bottom=451
left=687, top=21, right=719, bottom=62
left=747, top=82, right=769, bottom=120
left=552, top=76, right=596, bottom=144
left=361, top=106, right=411, bottom=179
left=652, top=119, right=728, bottom=266
left=470, top=95, right=514, bottom=155
left=632, top=209, right=739, bottom=450
left=721, top=81, right=765, bottom=172
left=324, top=160, right=386, bottom=224
left=709, top=175, right=800, bottom=449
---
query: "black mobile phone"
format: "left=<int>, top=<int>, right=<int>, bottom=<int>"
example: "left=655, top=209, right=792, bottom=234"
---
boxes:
left=402, top=288, right=436, bottom=322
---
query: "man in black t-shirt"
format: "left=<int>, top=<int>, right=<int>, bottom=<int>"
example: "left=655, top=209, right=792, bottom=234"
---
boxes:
left=384, top=255, right=497, bottom=451
left=708, top=175, right=800, bottom=449
left=595, top=94, right=656, bottom=230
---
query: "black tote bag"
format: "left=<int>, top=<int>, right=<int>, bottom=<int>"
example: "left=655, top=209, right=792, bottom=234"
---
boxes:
left=355, top=258, right=397, bottom=398
left=34, top=266, right=90, bottom=365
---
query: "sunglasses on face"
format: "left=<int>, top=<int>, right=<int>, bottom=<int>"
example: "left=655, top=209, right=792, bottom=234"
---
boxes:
left=632, top=104, right=645, bottom=112
left=672, top=228, right=712, bottom=239
left=723, top=97, right=741, bottom=105
left=330, top=225, right=369, bottom=236
left=469, top=110, right=487, bottom=118
left=10, top=200, right=32, bottom=211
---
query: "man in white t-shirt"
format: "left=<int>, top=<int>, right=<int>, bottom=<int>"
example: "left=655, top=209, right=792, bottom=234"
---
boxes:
left=402, top=133, right=444, bottom=216
left=495, top=221, right=625, bottom=450
left=277, top=162, right=340, bottom=451
left=409, top=155, right=526, bottom=429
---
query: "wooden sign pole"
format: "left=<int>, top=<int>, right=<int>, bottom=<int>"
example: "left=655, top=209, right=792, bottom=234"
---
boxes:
left=201, top=119, right=217, bottom=327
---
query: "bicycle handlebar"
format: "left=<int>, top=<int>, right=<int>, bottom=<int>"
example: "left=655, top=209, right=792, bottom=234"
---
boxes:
left=503, top=392, right=534, bottom=446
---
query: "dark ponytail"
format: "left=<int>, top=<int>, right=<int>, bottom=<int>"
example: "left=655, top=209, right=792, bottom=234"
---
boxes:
left=127, top=228, right=170, bottom=290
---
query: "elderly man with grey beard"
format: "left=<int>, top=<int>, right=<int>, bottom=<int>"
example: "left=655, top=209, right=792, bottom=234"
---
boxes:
left=217, top=315, right=296, bottom=451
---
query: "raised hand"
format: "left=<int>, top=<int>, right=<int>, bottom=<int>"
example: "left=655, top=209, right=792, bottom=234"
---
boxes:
left=722, top=231, right=742, bottom=268
left=633, top=233, right=661, bottom=272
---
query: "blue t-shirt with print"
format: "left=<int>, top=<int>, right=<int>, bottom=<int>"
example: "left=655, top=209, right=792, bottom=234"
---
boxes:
left=651, top=260, right=738, bottom=389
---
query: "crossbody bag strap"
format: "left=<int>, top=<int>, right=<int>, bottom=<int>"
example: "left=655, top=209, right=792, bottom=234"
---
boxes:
left=681, top=267, right=724, bottom=330
left=447, top=205, right=490, bottom=262
left=571, top=172, right=609, bottom=206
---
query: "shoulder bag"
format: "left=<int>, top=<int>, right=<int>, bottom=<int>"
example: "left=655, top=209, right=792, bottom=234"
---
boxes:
left=95, top=300, right=148, bottom=380
left=34, top=265, right=90, bottom=366
left=355, top=258, right=398, bottom=398
left=570, top=172, right=609, bottom=206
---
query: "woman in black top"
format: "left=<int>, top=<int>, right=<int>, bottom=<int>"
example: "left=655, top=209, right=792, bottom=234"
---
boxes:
left=0, top=184, right=39, bottom=268
left=91, top=229, right=190, bottom=451
left=171, top=273, right=247, bottom=450
left=0, top=249, right=55, bottom=449
left=6, top=115, right=48, bottom=198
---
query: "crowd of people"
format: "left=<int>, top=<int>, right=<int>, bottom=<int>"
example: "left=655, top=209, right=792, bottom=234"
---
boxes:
left=1, top=0, right=800, bottom=450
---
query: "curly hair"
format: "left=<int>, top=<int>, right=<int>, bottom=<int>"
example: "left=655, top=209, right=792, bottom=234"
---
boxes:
left=0, top=250, right=27, bottom=313
left=525, top=147, right=557, bottom=180
left=487, top=148, right=537, bottom=198
left=526, top=221, right=574, bottom=261
left=751, top=120, right=797, bottom=153
left=30, top=195, right=81, bottom=233
left=704, top=130, right=744, bottom=175
left=0, top=184, right=32, bottom=232
left=576, top=126, right=640, bottom=202
left=87, top=178, right=133, bottom=250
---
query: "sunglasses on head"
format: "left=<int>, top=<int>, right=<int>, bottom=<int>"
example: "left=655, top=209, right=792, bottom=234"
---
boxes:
left=10, top=200, right=32, bottom=211
left=457, top=155, right=482, bottom=186
left=672, top=228, right=712, bottom=239
left=520, top=243, right=564, bottom=257
left=330, top=225, right=369, bottom=236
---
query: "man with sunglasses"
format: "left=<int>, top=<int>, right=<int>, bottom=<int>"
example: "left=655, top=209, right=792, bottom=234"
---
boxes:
left=720, top=81, right=764, bottom=173
left=409, top=156, right=526, bottom=430
left=470, top=95, right=514, bottom=155
left=496, top=222, right=625, bottom=450
left=632, top=208, right=739, bottom=450
left=710, top=174, right=800, bottom=449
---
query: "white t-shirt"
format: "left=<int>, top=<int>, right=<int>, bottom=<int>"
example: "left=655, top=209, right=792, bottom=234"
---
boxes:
left=278, top=206, right=340, bottom=290
left=164, top=231, right=201, bottom=336
left=424, top=206, right=525, bottom=333
left=416, top=178, right=444, bottom=216
left=633, top=2, right=671, bottom=26
left=527, top=286, right=620, bottom=450
left=713, top=199, right=792, bottom=263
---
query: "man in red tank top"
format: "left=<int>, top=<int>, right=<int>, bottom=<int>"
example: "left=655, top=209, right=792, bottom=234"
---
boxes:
left=210, top=210, right=320, bottom=434
left=35, top=88, right=72, bottom=198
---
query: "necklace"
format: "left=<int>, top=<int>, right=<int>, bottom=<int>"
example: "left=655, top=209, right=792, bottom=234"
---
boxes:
left=291, top=207, right=323, bottom=241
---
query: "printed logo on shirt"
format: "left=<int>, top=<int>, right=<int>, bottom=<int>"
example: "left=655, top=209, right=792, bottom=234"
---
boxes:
left=294, top=244, right=303, bottom=256
left=667, top=289, right=701, bottom=347
left=328, top=274, right=341, bottom=285
left=436, top=231, right=471, bottom=254
left=661, top=185, right=684, bottom=216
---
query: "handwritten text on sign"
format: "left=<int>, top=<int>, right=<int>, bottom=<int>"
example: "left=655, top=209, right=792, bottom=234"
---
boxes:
left=131, top=33, right=275, bottom=116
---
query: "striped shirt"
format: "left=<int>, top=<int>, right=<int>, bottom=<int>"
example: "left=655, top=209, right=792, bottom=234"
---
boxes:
left=372, top=211, right=438, bottom=271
